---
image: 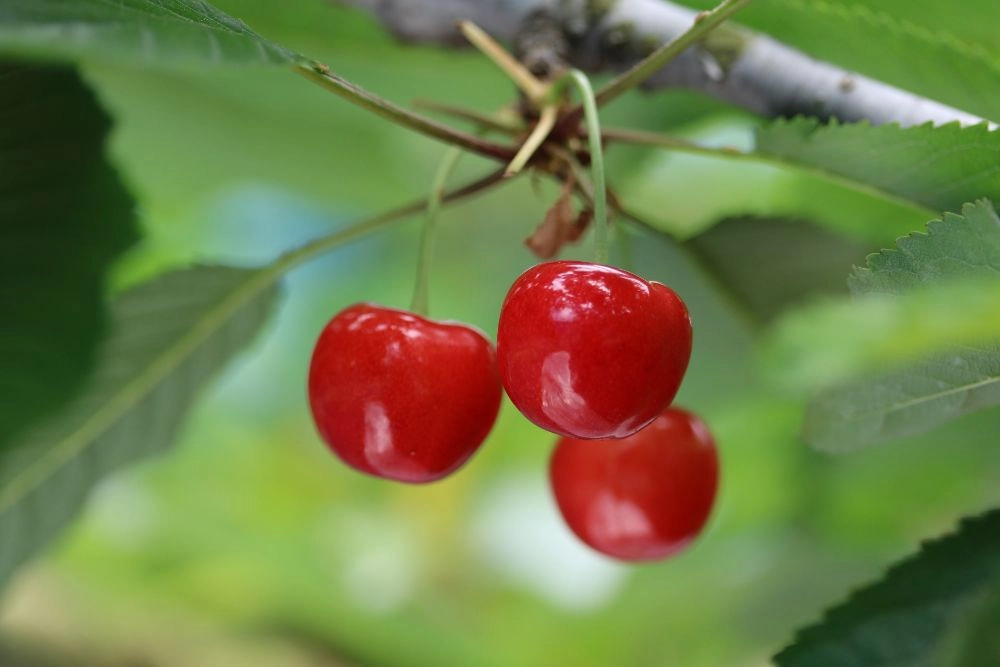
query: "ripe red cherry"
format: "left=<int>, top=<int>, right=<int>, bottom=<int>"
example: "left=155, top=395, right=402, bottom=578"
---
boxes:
left=550, top=407, right=719, bottom=562
left=497, top=261, right=692, bottom=439
left=308, top=303, right=502, bottom=483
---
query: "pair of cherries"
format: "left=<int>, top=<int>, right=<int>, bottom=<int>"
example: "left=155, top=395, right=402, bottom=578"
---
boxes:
left=308, top=261, right=718, bottom=561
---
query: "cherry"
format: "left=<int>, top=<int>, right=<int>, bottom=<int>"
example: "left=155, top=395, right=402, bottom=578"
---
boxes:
left=308, top=303, right=502, bottom=483
left=549, top=407, right=719, bottom=562
left=496, top=261, right=692, bottom=439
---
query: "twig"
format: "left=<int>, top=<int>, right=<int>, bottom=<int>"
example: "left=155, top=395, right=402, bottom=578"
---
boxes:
left=342, top=0, right=991, bottom=127
left=458, top=20, right=547, bottom=104
left=296, top=62, right=516, bottom=161
left=412, top=99, right=523, bottom=134
left=504, top=104, right=558, bottom=176
left=593, top=0, right=754, bottom=109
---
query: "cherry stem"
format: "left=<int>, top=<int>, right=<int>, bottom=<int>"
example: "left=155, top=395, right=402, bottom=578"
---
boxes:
left=556, top=70, right=608, bottom=264
left=458, top=21, right=548, bottom=105
left=410, top=147, right=465, bottom=315
left=295, top=61, right=515, bottom=162
left=505, top=104, right=558, bottom=177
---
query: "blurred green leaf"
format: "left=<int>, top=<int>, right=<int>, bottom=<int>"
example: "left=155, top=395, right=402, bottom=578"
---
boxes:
left=683, top=0, right=1000, bottom=57
left=0, top=0, right=295, bottom=68
left=803, top=344, right=1000, bottom=453
left=788, top=2, right=1000, bottom=120
left=756, top=119, right=1000, bottom=214
left=949, top=585, right=1000, bottom=667
left=0, top=63, right=138, bottom=449
left=0, top=266, right=278, bottom=590
left=686, top=216, right=868, bottom=323
left=682, top=0, right=1000, bottom=120
left=617, top=118, right=926, bottom=245
left=774, top=509, right=1000, bottom=667
left=789, top=200, right=1000, bottom=451
left=786, top=0, right=1000, bottom=57
left=776, top=2, right=1000, bottom=122
left=765, top=280, right=1000, bottom=391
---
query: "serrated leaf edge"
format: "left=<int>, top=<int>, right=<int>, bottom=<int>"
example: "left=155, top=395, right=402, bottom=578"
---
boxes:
left=849, top=199, right=1000, bottom=294
left=754, top=119, right=1000, bottom=218
left=774, top=509, right=1000, bottom=663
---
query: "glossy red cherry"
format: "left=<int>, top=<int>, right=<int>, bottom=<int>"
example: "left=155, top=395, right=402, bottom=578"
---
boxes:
left=308, top=303, right=502, bottom=483
left=550, top=407, right=719, bottom=562
left=497, top=261, right=692, bottom=439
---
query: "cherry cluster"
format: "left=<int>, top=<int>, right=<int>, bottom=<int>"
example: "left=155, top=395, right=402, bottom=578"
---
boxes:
left=308, top=260, right=718, bottom=562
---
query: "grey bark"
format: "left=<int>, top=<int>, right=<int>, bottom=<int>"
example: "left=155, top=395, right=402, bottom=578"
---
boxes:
left=341, top=0, right=992, bottom=128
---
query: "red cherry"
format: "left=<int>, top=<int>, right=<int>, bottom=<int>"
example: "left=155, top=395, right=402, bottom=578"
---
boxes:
left=497, top=261, right=692, bottom=439
left=308, top=303, right=502, bottom=483
left=550, top=407, right=719, bottom=562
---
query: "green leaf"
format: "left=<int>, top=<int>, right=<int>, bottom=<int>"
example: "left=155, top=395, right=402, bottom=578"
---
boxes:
left=774, top=509, right=1000, bottom=667
left=0, top=265, right=279, bottom=589
left=949, top=585, right=1000, bottom=667
left=850, top=202, right=1000, bottom=296
left=795, top=200, right=1000, bottom=451
left=682, top=0, right=1000, bottom=121
left=765, top=280, right=1000, bottom=391
left=618, top=120, right=927, bottom=246
left=803, top=344, right=1000, bottom=452
left=683, top=0, right=1000, bottom=61
left=0, top=641, right=56, bottom=667
left=0, top=63, right=138, bottom=448
left=772, top=1, right=1000, bottom=123
left=685, top=216, right=868, bottom=323
left=756, top=119, right=1000, bottom=215
left=0, top=0, right=296, bottom=68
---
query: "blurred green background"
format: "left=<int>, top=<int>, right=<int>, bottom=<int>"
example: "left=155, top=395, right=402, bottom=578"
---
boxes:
left=2, top=2, right=999, bottom=665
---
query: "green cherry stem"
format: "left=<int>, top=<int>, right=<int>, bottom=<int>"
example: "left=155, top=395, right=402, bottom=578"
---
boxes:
left=410, top=147, right=465, bottom=315
left=555, top=70, right=609, bottom=264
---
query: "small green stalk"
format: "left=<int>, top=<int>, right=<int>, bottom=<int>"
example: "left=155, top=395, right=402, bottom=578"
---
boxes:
left=410, top=147, right=465, bottom=315
left=556, top=70, right=609, bottom=265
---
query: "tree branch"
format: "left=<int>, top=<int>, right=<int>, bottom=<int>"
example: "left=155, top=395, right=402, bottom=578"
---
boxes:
left=338, top=0, right=992, bottom=128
